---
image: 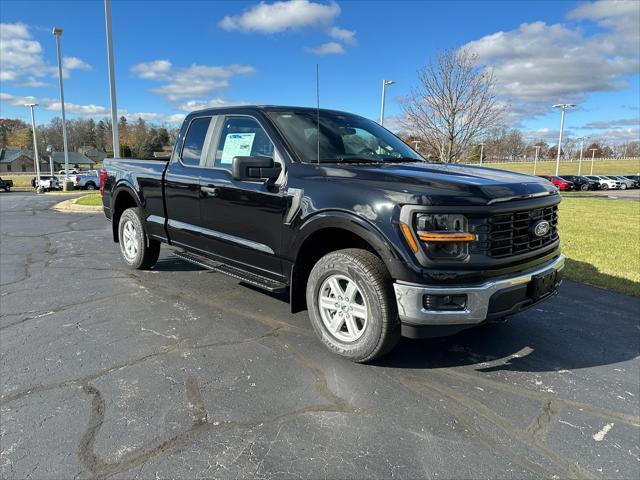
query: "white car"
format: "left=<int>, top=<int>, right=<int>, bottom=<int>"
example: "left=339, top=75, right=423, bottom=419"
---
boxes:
left=584, top=175, right=620, bottom=190
left=58, top=168, right=79, bottom=176
left=32, top=176, right=61, bottom=191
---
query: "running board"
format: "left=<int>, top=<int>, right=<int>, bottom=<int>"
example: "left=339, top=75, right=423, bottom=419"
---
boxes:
left=174, top=250, right=287, bottom=293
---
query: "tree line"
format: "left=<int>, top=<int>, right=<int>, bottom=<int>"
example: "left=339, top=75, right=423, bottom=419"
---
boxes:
left=0, top=116, right=179, bottom=158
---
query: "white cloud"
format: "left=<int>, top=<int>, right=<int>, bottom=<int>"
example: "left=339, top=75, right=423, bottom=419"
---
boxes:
left=130, top=59, right=172, bottom=80
left=0, top=22, right=91, bottom=86
left=219, top=0, right=340, bottom=33
left=328, top=26, right=356, bottom=45
left=132, top=61, right=256, bottom=101
left=463, top=1, right=639, bottom=123
left=308, top=41, right=345, bottom=55
left=580, top=118, right=640, bottom=129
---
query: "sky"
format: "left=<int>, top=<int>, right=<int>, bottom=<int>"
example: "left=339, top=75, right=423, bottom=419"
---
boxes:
left=1, top=0, right=639, bottom=145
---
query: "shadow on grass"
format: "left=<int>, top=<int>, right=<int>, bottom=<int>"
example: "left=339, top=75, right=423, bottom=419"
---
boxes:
left=564, top=257, right=640, bottom=297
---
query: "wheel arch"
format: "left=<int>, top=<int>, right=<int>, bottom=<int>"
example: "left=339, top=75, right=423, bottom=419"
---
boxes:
left=289, top=211, right=402, bottom=313
left=111, top=184, right=142, bottom=242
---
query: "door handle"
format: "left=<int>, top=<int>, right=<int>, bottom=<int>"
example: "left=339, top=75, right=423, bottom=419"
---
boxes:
left=200, top=185, right=219, bottom=197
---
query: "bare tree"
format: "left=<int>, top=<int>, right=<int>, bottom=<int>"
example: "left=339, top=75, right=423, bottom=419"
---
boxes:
left=402, top=48, right=503, bottom=162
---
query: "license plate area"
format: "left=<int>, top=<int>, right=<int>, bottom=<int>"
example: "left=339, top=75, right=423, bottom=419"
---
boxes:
left=528, top=269, right=559, bottom=300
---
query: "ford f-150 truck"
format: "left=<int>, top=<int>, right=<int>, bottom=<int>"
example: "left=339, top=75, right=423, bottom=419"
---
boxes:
left=101, top=106, right=564, bottom=362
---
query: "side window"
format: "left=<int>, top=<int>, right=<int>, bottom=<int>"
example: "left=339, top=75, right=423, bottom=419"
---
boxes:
left=181, top=117, right=211, bottom=166
left=214, top=116, right=274, bottom=169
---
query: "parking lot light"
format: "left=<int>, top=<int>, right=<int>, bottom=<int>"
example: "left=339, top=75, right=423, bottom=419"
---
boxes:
left=589, top=148, right=597, bottom=175
left=25, top=103, right=41, bottom=189
left=52, top=27, right=71, bottom=191
left=380, top=80, right=395, bottom=126
left=533, top=145, right=541, bottom=174
left=578, top=136, right=587, bottom=176
left=552, top=103, right=576, bottom=176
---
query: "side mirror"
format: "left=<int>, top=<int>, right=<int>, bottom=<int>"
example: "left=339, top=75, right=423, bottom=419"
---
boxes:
left=232, top=156, right=281, bottom=181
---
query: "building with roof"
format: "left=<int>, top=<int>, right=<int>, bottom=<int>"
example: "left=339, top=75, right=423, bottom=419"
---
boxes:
left=0, top=149, right=47, bottom=173
left=52, top=151, right=97, bottom=169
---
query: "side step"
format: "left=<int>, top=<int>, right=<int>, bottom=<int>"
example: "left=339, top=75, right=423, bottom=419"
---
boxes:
left=174, top=250, right=287, bottom=293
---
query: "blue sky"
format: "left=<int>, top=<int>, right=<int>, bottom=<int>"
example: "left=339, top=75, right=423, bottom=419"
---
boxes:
left=1, top=0, right=638, bottom=144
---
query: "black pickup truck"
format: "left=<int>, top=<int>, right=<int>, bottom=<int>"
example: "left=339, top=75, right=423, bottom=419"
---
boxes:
left=101, top=106, right=564, bottom=362
left=0, top=176, right=14, bottom=192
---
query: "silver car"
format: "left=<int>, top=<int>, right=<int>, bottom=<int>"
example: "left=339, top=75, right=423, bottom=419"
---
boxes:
left=609, top=175, right=636, bottom=189
left=74, top=172, right=100, bottom=190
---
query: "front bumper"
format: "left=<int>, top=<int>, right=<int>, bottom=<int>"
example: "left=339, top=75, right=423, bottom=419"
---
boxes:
left=394, top=254, right=565, bottom=327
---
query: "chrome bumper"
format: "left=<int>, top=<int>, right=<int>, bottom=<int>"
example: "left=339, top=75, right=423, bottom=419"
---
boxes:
left=393, top=254, right=565, bottom=325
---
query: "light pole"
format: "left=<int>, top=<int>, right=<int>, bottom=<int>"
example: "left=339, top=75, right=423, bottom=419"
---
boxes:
left=589, top=148, right=597, bottom=175
left=552, top=103, right=576, bottom=176
left=577, top=137, right=586, bottom=175
left=479, top=142, right=485, bottom=166
left=46, top=145, right=55, bottom=177
left=25, top=104, right=41, bottom=189
left=412, top=140, right=421, bottom=151
left=104, top=0, right=120, bottom=157
left=52, top=27, right=71, bottom=190
left=379, top=80, right=395, bottom=126
left=533, top=145, right=541, bottom=174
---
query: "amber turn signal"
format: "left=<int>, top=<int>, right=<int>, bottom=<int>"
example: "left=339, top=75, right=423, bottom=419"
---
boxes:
left=400, top=223, right=419, bottom=253
left=417, top=232, right=476, bottom=243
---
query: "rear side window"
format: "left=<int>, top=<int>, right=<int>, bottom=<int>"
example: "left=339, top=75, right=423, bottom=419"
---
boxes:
left=181, top=117, right=211, bottom=166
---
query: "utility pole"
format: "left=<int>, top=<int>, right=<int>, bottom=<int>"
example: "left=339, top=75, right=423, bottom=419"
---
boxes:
left=577, top=137, right=586, bottom=175
left=105, top=0, right=120, bottom=157
left=379, top=79, right=395, bottom=126
left=533, top=145, right=540, bottom=174
left=412, top=140, right=421, bottom=151
left=552, top=103, right=576, bottom=176
left=479, top=143, right=485, bottom=166
left=589, top=148, right=597, bottom=175
left=52, top=27, right=71, bottom=190
left=25, top=104, right=41, bottom=190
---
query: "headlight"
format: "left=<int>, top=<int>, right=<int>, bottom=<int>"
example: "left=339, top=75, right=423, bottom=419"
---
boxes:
left=401, top=213, right=476, bottom=260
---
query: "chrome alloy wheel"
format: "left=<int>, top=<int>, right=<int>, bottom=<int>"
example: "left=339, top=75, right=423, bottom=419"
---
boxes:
left=121, top=219, right=139, bottom=261
left=318, top=274, right=368, bottom=343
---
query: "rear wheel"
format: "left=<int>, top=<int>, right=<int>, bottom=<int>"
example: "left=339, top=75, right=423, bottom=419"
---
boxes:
left=306, top=248, right=400, bottom=363
left=118, top=207, right=160, bottom=270
left=85, top=183, right=96, bottom=190
left=4, top=186, right=9, bottom=192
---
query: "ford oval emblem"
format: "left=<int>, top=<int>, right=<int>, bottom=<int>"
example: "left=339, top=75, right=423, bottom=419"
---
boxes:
left=533, top=220, right=551, bottom=237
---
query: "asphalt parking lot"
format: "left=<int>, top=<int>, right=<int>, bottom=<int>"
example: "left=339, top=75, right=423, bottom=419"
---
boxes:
left=1, top=192, right=639, bottom=479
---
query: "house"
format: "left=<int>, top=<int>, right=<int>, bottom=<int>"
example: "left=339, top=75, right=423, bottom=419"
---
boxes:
left=52, top=151, right=96, bottom=170
left=78, top=146, right=107, bottom=164
left=0, top=149, right=47, bottom=173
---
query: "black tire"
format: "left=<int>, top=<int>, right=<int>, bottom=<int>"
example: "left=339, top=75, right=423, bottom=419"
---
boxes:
left=4, top=186, right=9, bottom=192
left=85, top=182, right=96, bottom=190
left=118, top=207, right=160, bottom=270
left=580, top=183, right=589, bottom=191
left=306, top=248, right=400, bottom=363
left=620, top=183, right=627, bottom=190
left=601, top=183, right=609, bottom=190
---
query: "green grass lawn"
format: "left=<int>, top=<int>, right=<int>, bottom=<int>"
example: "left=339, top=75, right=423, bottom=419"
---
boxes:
left=74, top=193, right=102, bottom=206
left=1, top=175, right=33, bottom=187
left=559, top=198, right=640, bottom=296
left=478, top=158, right=640, bottom=176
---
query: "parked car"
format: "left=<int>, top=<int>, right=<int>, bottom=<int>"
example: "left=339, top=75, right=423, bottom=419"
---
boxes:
left=558, top=175, right=599, bottom=191
left=75, top=172, right=100, bottom=190
left=537, top=175, right=574, bottom=191
left=584, top=175, right=620, bottom=190
left=31, top=175, right=61, bottom=191
left=101, top=105, right=564, bottom=362
left=608, top=175, right=637, bottom=189
left=0, top=176, right=14, bottom=192
left=622, top=175, right=640, bottom=186
left=58, top=168, right=79, bottom=176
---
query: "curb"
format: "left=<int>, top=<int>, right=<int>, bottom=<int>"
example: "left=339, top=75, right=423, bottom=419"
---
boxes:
left=51, top=196, right=103, bottom=214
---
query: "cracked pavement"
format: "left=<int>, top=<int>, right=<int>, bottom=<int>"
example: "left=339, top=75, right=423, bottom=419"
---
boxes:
left=1, top=192, right=639, bottom=479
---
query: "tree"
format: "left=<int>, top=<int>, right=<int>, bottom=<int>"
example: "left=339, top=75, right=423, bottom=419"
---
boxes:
left=0, top=118, right=28, bottom=148
left=401, top=48, right=503, bottom=162
left=6, top=128, right=33, bottom=149
left=504, top=129, right=525, bottom=160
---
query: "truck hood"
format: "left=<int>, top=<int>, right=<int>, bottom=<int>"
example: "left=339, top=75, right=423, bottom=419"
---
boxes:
left=320, top=162, right=558, bottom=206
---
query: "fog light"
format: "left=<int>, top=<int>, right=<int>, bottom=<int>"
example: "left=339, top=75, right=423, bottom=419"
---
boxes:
left=423, top=294, right=467, bottom=311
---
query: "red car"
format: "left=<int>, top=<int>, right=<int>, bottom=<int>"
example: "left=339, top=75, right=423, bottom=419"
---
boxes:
left=537, top=175, right=574, bottom=191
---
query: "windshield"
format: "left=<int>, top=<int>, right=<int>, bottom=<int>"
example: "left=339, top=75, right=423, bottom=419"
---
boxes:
left=267, top=110, right=424, bottom=164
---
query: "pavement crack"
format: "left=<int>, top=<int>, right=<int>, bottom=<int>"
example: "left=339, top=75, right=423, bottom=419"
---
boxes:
left=185, top=376, right=208, bottom=426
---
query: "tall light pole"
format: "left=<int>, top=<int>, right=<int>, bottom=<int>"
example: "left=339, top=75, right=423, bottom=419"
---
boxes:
left=479, top=142, right=485, bottom=166
left=577, top=136, right=586, bottom=175
left=552, top=103, right=576, bottom=176
left=379, top=79, right=395, bottom=126
left=589, top=148, right=597, bottom=175
left=412, top=140, right=421, bottom=151
left=25, top=104, right=41, bottom=187
left=533, top=145, right=541, bottom=174
left=104, top=0, right=120, bottom=157
left=52, top=27, right=71, bottom=191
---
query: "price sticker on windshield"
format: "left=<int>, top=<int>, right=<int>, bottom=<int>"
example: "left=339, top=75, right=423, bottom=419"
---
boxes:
left=221, top=133, right=255, bottom=164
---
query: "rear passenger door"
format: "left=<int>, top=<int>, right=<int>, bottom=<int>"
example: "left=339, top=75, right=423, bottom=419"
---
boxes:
left=164, top=115, right=217, bottom=250
left=197, top=115, right=287, bottom=279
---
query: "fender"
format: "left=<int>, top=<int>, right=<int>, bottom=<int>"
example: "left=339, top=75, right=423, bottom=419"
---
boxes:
left=110, top=181, right=143, bottom=242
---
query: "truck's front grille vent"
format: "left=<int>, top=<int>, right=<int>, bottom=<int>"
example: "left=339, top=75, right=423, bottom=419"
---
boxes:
left=484, top=205, right=558, bottom=258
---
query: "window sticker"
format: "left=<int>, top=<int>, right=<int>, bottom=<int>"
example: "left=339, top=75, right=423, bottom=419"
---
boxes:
left=220, top=133, right=255, bottom=164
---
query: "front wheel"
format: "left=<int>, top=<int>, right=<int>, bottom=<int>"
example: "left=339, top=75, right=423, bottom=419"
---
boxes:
left=306, top=248, right=400, bottom=363
left=620, top=183, right=627, bottom=190
left=580, top=184, right=589, bottom=191
left=4, top=186, right=9, bottom=192
left=601, top=183, right=609, bottom=190
left=118, top=207, right=160, bottom=270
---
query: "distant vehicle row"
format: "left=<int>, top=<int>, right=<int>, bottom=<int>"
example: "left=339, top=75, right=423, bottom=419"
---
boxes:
left=537, top=175, right=639, bottom=191
left=30, top=171, right=100, bottom=191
